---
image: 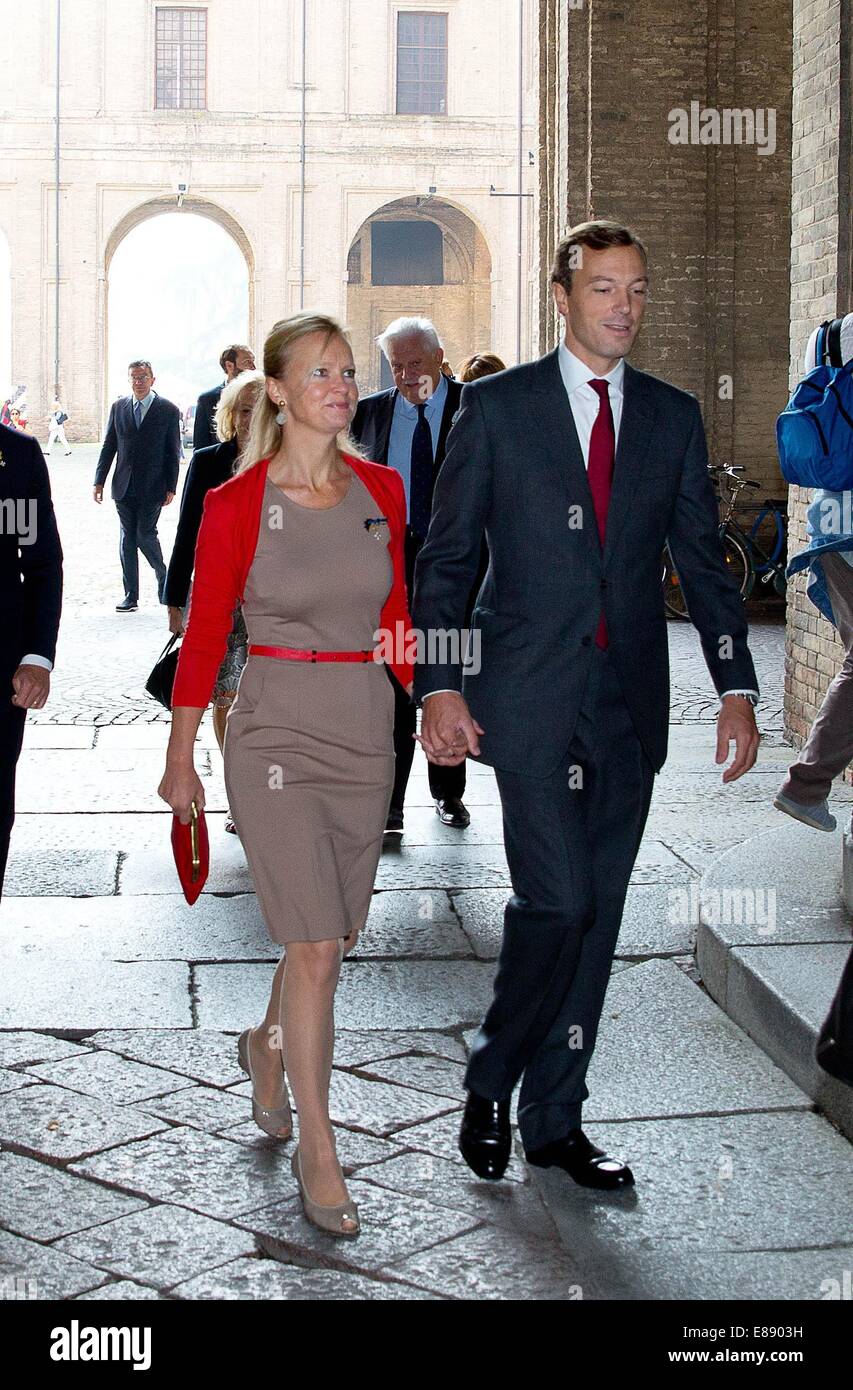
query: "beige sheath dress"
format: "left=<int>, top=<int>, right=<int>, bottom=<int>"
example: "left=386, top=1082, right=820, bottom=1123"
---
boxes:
left=223, top=472, right=397, bottom=944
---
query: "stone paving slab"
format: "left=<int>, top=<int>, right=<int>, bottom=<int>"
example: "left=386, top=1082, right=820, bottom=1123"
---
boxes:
left=376, top=804, right=505, bottom=844
left=88, top=1029, right=246, bottom=1086
left=330, top=1029, right=467, bottom=1068
left=119, top=836, right=249, bottom=896
left=0, top=1083, right=172, bottom=1162
left=0, top=961, right=192, bottom=1030
left=385, top=1221, right=591, bottom=1301
left=0, top=893, right=276, bottom=963
left=171, top=1257, right=441, bottom=1300
left=74, top=1279, right=167, bottom=1299
left=588, top=1246, right=853, bottom=1301
left=69, top=1126, right=296, bottom=1220
left=531, top=1111, right=853, bottom=1271
left=131, top=1085, right=255, bottom=1135
left=3, top=848, right=120, bottom=897
left=0, top=1152, right=147, bottom=1241
left=54, top=1202, right=257, bottom=1292
left=356, top=1054, right=467, bottom=1100
left=0, top=1228, right=109, bottom=1300
left=583, top=958, right=808, bottom=1122
left=327, top=1069, right=462, bottom=1136
left=355, top=1150, right=556, bottom=1238
left=15, top=750, right=219, bottom=815
left=356, top=890, right=472, bottom=958
left=0, top=1068, right=41, bottom=1094
left=25, top=1049, right=197, bottom=1105
left=0, top=1033, right=94, bottom=1068
left=223, top=1120, right=405, bottom=1173
left=236, top=1178, right=479, bottom=1275
left=195, top=961, right=495, bottom=1032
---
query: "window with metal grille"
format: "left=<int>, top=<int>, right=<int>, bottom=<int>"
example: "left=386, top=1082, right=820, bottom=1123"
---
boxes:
left=396, top=12, right=448, bottom=115
left=155, top=8, right=207, bottom=110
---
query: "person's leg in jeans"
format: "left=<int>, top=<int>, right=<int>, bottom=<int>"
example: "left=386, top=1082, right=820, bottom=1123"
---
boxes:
left=114, top=497, right=140, bottom=603
left=780, top=551, right=853, bottom=805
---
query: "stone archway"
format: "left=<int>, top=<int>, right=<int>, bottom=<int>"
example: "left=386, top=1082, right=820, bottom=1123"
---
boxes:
left=345, top=196, right=493, bottom=394
left=101, top=197, right=255, bottom=428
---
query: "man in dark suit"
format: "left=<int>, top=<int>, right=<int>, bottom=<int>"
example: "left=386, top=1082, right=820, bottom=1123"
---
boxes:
left=351, top=317, right=473, bottom=834
left=93, top=360, right=182, bottom=612
left=192, top=344, right=255, bottom=452
left=412, top=221, right=761, bottom=1189
left=0, top=422, right=63, bottom=898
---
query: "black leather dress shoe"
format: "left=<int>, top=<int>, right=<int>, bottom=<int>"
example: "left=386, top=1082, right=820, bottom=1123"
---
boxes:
left=458, top=1091, right=511, bottom=1180
left=384, top=808, right=404, bottom=835
left=525, top=1128, right=635, bottom=1190
left=116, top=597, right=138, bottom=612
left=435, top=796, right=470, bottom=828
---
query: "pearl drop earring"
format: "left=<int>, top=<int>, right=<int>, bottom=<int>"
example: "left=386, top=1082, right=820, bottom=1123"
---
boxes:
left=276, top=400, right=287, bottom=425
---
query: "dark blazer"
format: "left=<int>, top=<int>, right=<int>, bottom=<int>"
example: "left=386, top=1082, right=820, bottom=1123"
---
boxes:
left=411, top=347, right=758, bottom=778
left=94, top=395, right=182, bottom=504
left=351, top=377, right=463, bottom=479
left=163, top=436, right=239, bottom=609
left=193, top=384, right=224, bottom=452
left=0, top=424, right=63, bottom=693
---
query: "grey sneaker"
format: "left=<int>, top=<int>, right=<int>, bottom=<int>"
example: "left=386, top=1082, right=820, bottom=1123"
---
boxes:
left=773, top=793, right=837, bottom=832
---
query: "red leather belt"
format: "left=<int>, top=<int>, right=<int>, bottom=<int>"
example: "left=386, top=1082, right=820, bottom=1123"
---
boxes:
left=248, top=644, right=376, bottom=663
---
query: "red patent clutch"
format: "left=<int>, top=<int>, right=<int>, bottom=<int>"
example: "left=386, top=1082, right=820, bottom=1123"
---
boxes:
left=171, top=799, right=209, bottom=905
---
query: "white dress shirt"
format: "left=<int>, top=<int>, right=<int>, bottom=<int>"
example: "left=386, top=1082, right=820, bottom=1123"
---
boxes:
left=423, top=341, right=757, bottom=705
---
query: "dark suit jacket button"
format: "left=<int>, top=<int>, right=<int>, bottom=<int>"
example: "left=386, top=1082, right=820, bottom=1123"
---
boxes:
left=600, top=579, right=607, bottom=590
left=581, top=636, right=592, bottom=647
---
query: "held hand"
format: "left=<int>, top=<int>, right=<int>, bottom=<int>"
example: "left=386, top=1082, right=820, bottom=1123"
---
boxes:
left=168, top=606, right=185, bottom=636
left=158, top=762, right=206, bottom=823
left=93, top=485, right=103, bottom=504
left=11, top=664, right=50, bottom=710
left=163, top=492, right=176, bottom=506
left=418, top=691, right=484, bottom=765
left=715, top=695, right=760, bottom=783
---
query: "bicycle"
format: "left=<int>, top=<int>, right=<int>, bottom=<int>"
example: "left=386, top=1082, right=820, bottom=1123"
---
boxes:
left=662, top=464, right=788, bottom=619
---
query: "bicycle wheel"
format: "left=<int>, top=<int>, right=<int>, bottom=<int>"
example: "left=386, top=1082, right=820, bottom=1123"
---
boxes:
left=721, top=528, right=754, bottom=600
left=662, top=545, right=690, bottom=619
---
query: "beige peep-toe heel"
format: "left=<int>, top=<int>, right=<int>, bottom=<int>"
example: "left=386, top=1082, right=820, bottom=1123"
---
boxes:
left=237, top=1029, right=293, bottom=1140
left=291, top=1145, right=360, bottom=1238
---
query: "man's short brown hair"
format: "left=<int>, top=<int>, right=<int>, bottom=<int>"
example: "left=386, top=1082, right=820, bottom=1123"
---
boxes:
left=220, top=343, right=252, bottom=373
left=551, top=220, right=649, bottom=295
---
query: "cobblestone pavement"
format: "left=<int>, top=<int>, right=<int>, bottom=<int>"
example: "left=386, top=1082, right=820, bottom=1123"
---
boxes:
left=1, top=447, right=851, bottom=1302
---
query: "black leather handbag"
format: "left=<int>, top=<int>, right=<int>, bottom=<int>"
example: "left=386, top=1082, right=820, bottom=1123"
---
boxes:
left=146, top=633, right=181, bottom=710
left=816, top=945, right=853, bottom=1087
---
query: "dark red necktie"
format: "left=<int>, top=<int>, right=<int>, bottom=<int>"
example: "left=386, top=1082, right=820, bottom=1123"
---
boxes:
left=587, top=378, right=615, bottom=649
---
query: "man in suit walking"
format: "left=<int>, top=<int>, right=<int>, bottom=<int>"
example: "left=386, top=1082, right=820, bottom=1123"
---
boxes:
left=351, top=316, right=473, bottom=834
left=193, top=343, right=255, bottom=452
left=93, top=360, right=182, bottom=612
left=412, top=221, right=761, bottom=1189
left=0, top=422, right=63, bottom=898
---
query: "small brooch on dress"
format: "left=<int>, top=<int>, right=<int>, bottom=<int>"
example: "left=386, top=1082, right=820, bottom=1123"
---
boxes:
left=364, top=516, right=389, bottom=540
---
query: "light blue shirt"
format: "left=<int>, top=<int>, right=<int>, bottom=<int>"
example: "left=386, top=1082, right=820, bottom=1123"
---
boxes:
left=133, top=389, right=156, bottom=424
left=387, top=372, right=448, bottom=520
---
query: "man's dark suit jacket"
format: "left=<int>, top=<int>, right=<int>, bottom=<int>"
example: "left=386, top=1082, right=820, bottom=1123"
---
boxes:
left=0, top=423, right=63, bottom=694
left=411, top=346, right=758, bottom=778
left=94, top=395, right=182, bottom=504
left=193, top=384, right=224, bottom=452
left=351, top=377, right=463, bottom=482
left=163, top=437, right=239, bottom=609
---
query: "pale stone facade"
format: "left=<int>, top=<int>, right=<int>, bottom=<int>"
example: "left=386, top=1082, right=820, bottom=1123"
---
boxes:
left=0, top=0, right=538, bottom=436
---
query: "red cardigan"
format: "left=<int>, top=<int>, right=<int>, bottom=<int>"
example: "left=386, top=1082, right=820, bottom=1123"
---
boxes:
left=171, top=453, right=414, bottom=708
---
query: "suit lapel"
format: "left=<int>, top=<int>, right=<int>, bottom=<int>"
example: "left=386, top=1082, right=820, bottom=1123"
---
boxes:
left=374, top=391, right=396, bottom=465
left=435, top=379, right=461, bottom=468
left=603, top=362, right=656, bottom=562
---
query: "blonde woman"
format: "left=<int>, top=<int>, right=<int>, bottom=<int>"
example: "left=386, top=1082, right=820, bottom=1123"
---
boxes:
left=159, top=315, right=414, bottom=1239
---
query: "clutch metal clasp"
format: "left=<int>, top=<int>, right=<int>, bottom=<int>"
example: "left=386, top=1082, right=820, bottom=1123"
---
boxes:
left=189, top=799, right=201, bottom=882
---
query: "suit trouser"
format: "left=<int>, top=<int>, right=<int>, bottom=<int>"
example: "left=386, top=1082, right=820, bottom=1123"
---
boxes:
left=780, top=551, right=853, bottom=805
left=0, top=701, right=27, bottom=900
left=114, top=492, right=167, bottom=603
left=464, top=646, right=656, bottom=1151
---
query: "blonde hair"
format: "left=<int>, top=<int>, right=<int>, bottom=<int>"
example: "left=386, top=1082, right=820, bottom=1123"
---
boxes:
left=237, top=312, right=368, bottom=475
left=214, top=369, right=265, bottom=442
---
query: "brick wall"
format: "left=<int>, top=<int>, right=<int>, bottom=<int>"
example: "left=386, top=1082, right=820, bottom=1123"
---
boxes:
left=786, top=0, right=849, bottom=755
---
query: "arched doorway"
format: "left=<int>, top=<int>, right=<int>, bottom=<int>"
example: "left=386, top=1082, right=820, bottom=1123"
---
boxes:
left=104, top=200, right=253, bottom=432
left=0, top=229, right=11, bottom=406
left=346, top=197, right=492, bottom=393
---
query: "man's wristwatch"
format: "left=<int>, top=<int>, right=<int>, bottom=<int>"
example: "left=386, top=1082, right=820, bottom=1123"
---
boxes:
left=725, top=692, right=759, bottom=707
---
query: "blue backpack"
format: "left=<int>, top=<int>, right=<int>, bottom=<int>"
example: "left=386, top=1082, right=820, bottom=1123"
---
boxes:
left=776, top=319, right=853, bottom=489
